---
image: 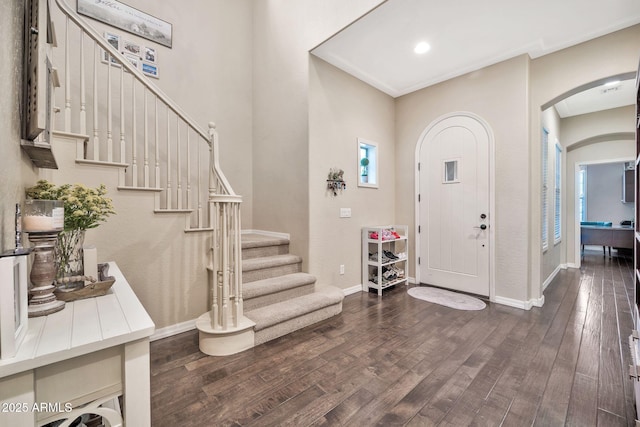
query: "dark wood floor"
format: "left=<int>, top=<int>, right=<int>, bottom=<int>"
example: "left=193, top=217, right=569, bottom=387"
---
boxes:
left=150, top=250, right=637, bottom=426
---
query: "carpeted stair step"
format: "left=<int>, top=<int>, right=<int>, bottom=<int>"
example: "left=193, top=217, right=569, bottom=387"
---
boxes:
left=242, top=233, right=290, bottom=260
left=242, top=254, right=302, bottom=283
left=243, top=272, right=317, bottom=311
left=245, top=286, right=344, bottom=346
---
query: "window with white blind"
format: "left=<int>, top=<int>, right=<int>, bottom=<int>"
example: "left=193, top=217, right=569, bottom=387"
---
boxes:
left=578, top=166, right=586, bottom=222
left=554, top=143, right=562, bottom=244
left=541, top=128, right=549, bottom=250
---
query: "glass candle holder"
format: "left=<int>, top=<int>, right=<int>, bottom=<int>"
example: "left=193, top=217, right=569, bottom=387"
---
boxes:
left=23, top=200, right=64, bottom=232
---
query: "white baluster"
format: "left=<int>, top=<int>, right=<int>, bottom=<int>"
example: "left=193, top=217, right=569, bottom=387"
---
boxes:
left=177, top=121, right=183, bottom=210
left=197, top=136, right=202, bottom=228
left=186, top=130, right=192, bottom=221
left=211, top=205, right=220, bottom=328
left=155, top=98, right=160, bottom=187
left=220, top=202, right=229, bottom=329
left=64, top=17, right=71, bottom=132
left=80, top=32, right=86, bottom=135
left=120, top=67, right=125, bottom=164
left=166, top=109, right=172, bottom=209
left=144, top=89, right=149, bottom=187
left=131, top=81, right=138, bottom=187
left=106, top=56, right=113, bottom=162
left=233, top=202, right=242, bottom=325
left=92, top=44, right=99, bottom=161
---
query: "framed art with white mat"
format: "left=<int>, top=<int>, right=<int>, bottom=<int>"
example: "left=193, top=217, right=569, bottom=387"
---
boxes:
left=0, top=254, right=28, bottom=359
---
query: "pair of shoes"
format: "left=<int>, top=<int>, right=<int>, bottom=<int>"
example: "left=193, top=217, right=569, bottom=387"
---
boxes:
left=370, top=252, right=393, bottom=263
left=385, top=265, right=404, bottom=279
left=383, top=250, right=399, bottom=260
left=369, top=231, right=379, bottom=240
left=396, top=252, right=406, bottom=259
left=381, top=266, right=398, bottom=281
left=382, top=269, right=397, bottom=281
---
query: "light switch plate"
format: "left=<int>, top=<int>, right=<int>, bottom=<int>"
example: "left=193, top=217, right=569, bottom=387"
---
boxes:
left=340, top=208, right=351, bottom=218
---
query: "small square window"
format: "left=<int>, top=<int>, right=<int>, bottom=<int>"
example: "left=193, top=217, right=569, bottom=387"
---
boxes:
left=444, top=160, right=459, bottom=183
left=358, top=138, right=378, bottom=188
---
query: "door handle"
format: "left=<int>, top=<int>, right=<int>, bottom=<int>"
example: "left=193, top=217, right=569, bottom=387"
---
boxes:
left=473, top=224, right=488, bottom=230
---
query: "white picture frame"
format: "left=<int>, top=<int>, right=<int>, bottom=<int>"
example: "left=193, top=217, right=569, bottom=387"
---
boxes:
left=122, top=39, right=141, bottom=56
left=124, top=53, right=139, bottom=70
left=102, top=32, right=122, bottom=67
left=0, top=255, right=28, bottom=359
left=142, top=61, right=159, bottom=79
left=144, top=46, right=156, bottom=63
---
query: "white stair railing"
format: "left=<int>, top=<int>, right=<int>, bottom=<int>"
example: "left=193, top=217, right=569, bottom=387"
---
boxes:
left=48, top=0, right=246, bottom=336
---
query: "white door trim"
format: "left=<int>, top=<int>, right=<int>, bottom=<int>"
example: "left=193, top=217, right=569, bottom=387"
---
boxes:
left=414, top=111, right=496, bottom=302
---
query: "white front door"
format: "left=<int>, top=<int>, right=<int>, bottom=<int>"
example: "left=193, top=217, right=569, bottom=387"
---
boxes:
left=418, top=113, right=491, bottom=296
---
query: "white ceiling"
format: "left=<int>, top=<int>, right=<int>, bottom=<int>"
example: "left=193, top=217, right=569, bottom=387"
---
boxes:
left=554, top=78, right=636, bottom=118
left=311, top=0, right=640, bottom=101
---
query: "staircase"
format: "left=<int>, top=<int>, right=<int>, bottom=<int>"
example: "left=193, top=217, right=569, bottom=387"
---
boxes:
left=36, top=0, right=344, bottom=357
left=241, top=233, right=344, bottom=346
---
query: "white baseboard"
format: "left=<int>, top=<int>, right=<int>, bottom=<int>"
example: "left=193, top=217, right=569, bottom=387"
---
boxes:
left=542, top=264, right=566, bottom=291
left=150, top=318, right=196, bottom=342
left=242, top=229, right=290, bottom=240
left=566, top=263, right=579, bottom=269
left=493, top=295, right=545, bottom=310
left=344, top=284, right=363, bottom=296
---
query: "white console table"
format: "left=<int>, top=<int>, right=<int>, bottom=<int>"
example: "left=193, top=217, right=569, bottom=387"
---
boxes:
left=0, top=262, right=155, bottom=427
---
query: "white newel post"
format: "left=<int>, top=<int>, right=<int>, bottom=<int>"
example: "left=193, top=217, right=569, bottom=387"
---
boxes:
left=196, top=124, right=252, bottom=356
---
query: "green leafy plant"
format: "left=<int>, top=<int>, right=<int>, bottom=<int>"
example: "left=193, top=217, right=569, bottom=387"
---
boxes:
left=26, top=180, right=116, bottom=281
left=360, top=157, right=369, bottom=176
left=25, top=180, right=115, bottom=231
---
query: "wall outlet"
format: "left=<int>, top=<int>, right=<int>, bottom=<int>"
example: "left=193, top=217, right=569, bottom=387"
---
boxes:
left=339, top=264, right=345, bottom=275
left=340, top=208, right=351, bottom=218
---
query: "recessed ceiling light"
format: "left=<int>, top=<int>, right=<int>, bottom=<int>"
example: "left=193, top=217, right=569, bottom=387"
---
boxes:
left=604, top=80, right=621, bottom=86
left=414, top=41, right=431, bottom=54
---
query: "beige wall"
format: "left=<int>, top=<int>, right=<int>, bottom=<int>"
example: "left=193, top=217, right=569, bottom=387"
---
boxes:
left=563, top=106, right=635, bottom=266
left=55, top=0, right=255, bottom=227
left=39, top=0, right=253, bottom=330
left=308, top=57, right=395, bottom=289
left=251, top=0, right=384, bottom=266
left=541, top=107, right=563, bottom=283
left=529, top=24, right=640, bottom=299
left=0, top=0, right=39, bottom=253
left=396, top=55, right=531, bottom=303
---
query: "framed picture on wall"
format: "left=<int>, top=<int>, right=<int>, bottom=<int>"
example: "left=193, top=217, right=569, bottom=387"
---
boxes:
left=142, top=62, right=159, bottom=78
left=0, top=254, right=28, bottom=360
left=102, top=32, right=122, bottom=66
left=123, top=39, right=141, bottom=56
left=78, top=0, right=173, bottom=48
left=144, top=46, right=157, bottom=63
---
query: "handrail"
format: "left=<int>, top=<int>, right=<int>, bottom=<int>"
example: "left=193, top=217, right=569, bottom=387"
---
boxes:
left=51, top=0, right=236, bottom=196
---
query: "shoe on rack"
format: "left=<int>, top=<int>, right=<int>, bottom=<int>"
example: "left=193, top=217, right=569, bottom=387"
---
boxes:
left=381, top=229, right=393, bottom=240
left=383, top=250, right=399, bottom=260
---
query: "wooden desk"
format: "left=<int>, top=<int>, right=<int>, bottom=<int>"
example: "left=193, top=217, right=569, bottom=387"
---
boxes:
left=0, top=262, right=155, bottom=427
left=580, top=225, right=634, bottom=256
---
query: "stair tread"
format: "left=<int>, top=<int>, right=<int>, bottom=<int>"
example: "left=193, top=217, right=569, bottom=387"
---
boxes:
left=243, top=272, right=316, bottom=300
left=242, top=233, right=290, bottom=249
left=242, top=254, right=302, bottom=272
left=245, top=286, right=344, bottom=331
